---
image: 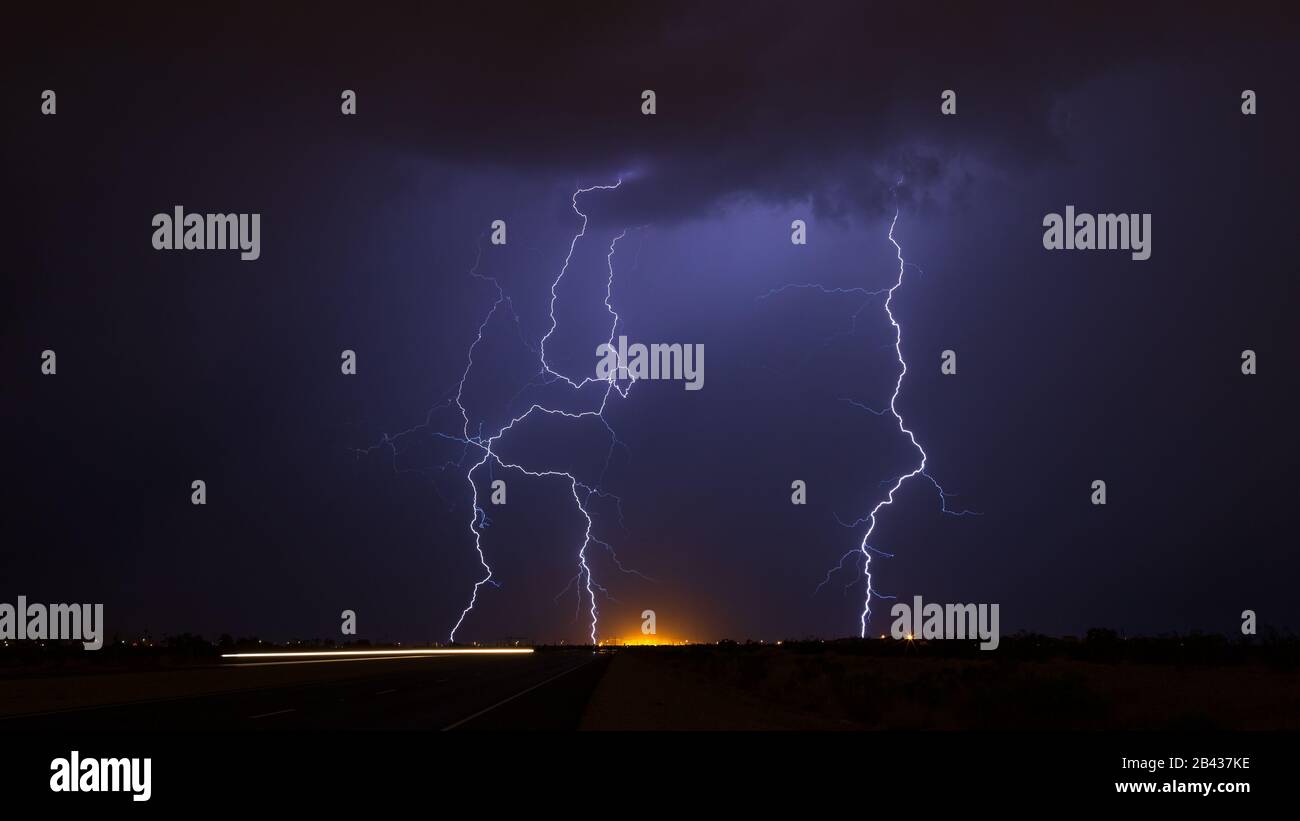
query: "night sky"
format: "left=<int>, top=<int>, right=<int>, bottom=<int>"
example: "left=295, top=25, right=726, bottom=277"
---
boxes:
left=4, top=3, right=1298, bottom=645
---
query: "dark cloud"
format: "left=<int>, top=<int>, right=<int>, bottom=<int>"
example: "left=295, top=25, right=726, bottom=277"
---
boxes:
left=3, top=2, right=1298, bottom=642
left=11, top=2, right=1296, bottom=224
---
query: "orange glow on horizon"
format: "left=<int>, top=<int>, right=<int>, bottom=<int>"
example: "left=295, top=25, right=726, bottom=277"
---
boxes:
left=601, top=635, right=692, bottom=647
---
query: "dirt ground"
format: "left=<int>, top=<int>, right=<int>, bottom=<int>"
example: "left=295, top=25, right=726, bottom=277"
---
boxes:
left=580, top=646, right=1300, bottom=730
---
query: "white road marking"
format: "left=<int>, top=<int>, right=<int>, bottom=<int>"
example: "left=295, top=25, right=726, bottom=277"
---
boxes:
left=248, top=708, right=296, bottom=720
left=441, top=659, right=594, bottom=731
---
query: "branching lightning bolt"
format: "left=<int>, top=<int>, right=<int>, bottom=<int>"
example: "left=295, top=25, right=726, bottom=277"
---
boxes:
left=765, top=186, right=979, bottom=637
left=360, top=180, right=647, bottom=646
left=849, top=208, right=926, bottom=634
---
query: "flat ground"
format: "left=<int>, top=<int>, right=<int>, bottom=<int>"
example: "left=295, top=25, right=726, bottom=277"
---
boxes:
left=3, top=643, right=1296, bottom=731
left=0, top=650, right=607, bottom=731
left=580, top=645, right=1300, bottom=730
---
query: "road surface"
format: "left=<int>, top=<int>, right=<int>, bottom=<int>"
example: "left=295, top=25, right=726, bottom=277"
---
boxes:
left=0, top=651, right=608, bottom=731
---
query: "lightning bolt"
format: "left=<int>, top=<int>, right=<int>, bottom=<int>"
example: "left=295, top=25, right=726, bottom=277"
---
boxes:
left=360, top=180, right=644, bottom=646
left=764, top=186, right=978, bottom=637
left=849, top=206, right=926, bottom=635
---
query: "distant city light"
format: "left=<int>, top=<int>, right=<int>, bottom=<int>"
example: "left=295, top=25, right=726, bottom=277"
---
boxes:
left=597, top=636, right=692, bottom=647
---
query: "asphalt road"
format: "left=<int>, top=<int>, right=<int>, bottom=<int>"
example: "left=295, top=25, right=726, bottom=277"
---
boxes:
left=0, top=651, right=609, bottom=731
